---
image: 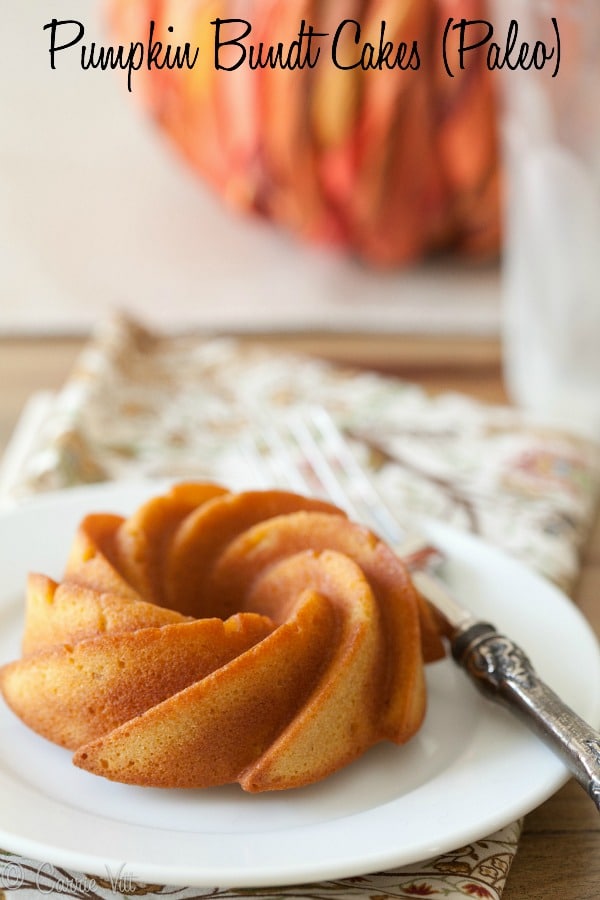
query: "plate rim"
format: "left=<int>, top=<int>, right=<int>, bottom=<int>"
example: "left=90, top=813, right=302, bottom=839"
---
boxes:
left=0, top=479, right=598, bottom=888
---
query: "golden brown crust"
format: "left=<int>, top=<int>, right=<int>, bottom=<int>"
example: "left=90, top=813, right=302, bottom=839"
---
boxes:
left=0, top=482, right=440, bottom=792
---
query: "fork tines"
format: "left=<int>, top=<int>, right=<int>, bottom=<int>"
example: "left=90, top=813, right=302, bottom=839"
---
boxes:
left=240, top=406, right=408, bottom=549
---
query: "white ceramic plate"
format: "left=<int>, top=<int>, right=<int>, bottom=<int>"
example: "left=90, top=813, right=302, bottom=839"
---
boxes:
left=0, top=481, right=599, bottom=888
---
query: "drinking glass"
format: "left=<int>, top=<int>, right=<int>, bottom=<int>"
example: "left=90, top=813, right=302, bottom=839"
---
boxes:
left=495, top=0, right=600, bottom=438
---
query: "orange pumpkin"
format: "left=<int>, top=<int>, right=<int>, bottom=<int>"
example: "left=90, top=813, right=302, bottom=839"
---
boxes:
left=108, top=0, right=501, bottom=266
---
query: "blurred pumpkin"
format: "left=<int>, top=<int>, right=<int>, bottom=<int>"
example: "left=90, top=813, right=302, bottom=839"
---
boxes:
left=108, top=0, right=501, bottom=266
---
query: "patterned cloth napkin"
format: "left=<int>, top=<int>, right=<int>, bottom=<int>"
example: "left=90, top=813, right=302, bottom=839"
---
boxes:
left=1, top=313, right=599, bottom=899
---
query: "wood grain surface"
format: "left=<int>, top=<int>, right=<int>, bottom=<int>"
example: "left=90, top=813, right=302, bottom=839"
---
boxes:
left=0, top=333, right=598, bottom=899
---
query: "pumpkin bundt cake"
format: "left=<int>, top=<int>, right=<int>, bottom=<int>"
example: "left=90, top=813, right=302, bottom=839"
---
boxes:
left=0, top=482, right=444, bottom=792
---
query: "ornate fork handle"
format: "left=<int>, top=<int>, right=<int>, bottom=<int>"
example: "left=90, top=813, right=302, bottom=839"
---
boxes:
left=453, top=623, right=600, bottom=812
left=240, top=406, right=600, bottom=812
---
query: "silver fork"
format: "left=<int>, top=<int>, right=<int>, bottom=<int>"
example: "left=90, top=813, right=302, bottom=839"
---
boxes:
left=239, top=405, right=600, bottom=812
left=239, top=407, right=464, bottom=619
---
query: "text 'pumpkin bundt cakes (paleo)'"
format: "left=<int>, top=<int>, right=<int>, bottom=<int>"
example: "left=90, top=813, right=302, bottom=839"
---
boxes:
left=0, top=483, right=445, bottom=792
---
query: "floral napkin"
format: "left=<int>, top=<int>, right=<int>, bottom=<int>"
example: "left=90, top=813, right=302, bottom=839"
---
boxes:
left=1, top=313, right=599, bottom=899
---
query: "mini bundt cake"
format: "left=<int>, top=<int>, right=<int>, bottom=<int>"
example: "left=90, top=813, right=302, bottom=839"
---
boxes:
left=0, top=482, right=444, bottom=792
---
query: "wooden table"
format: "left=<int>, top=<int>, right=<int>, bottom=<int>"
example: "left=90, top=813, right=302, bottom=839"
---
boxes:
left=0, top=334, right=598, bottom=900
